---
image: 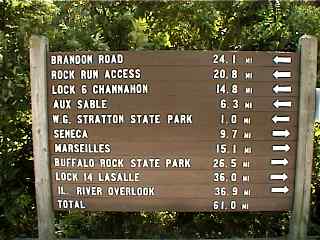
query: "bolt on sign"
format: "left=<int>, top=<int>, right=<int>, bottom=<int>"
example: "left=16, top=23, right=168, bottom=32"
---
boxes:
left=47, top=51, right=298, bottom=211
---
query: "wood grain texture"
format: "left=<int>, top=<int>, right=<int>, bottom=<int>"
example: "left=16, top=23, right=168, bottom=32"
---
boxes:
left=30, top=35, right=55, bottom=240
left=47, top=50, right=299, bottom=212
left=289, top=35, right=318, bottom=240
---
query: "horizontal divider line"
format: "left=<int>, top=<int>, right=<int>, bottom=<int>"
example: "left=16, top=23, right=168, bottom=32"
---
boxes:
left=52, top=196, right=293, bottom=200
left=49, top=154, right=297, bottom=157
left=50, top=168, right=297, bottom=171
left=47, top=65, right=298, bottom=68
left=50, top=140, right=298, bottom=142
left=48, top=79, right=298, bottom=82
left=51, top=183, right=294, bottom=188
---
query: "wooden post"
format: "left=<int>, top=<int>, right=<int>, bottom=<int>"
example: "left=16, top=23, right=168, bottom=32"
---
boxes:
left=289, top=35, right=318, bottom=239
left=30, top=35, right=55, bottom=240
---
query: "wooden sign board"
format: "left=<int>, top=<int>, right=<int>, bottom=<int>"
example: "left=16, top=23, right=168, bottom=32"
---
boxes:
left=47, top=51, right=299, bottom=211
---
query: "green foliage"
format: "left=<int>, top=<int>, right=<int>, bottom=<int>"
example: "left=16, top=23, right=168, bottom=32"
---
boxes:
left=1, top=0, right=320, bottom=238
left=0, top=0, right=56, bottom=238
left=310, top=123, right=320, bottom=235
left=236, top=2, right=293, bottom=50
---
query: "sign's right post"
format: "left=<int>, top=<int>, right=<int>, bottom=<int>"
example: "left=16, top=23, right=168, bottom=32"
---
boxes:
left=289, top=35, right=317, bottom=240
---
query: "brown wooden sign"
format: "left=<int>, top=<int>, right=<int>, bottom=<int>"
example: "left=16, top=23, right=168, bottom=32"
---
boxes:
left=47, top=51, right=298, bottom=211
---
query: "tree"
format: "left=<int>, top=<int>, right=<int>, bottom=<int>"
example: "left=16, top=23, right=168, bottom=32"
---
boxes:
left=1, top=0, right=320, bottom=238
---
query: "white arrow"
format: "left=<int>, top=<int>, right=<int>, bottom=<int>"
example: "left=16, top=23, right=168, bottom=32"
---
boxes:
left=270, top=173, right=288, bottom=181
left=272, top=115, right=290, bottom=123
left=271, top=158, right=288, bottom=166
left=271, top=186, right=289, bottom=194
left=272, top=130, right=290, bottom=137
left=273, top=100, right=292, bottom=108
left=273, top=70, right=291, bottom=79
left=273, top=85, right=292, bottom=94
left=273, top=56, right=292, bottom=64
left=272, top=144, right=290, bottom=152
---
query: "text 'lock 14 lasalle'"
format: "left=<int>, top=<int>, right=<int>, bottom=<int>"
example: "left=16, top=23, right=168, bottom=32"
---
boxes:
left=47, top=51, right=298, bottom=211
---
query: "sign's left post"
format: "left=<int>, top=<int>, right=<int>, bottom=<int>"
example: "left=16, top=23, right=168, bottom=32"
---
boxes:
left=30, top=35, right=55, bottom=240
